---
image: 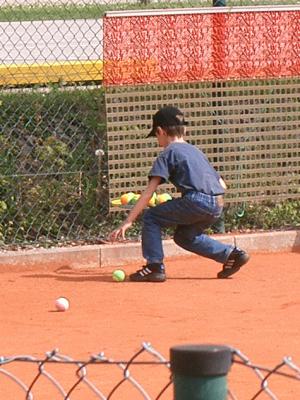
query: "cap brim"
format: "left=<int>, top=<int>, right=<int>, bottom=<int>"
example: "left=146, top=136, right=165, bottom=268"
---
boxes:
left=147, top=128, right=156, bottom=138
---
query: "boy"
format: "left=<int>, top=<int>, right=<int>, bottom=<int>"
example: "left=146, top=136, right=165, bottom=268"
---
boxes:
left=109, top=106, right=249, bottom=282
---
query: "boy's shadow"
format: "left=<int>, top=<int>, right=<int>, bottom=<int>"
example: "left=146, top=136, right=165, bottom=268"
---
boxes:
left=22, top=267, right=220, bottom=282
left=168, top=277, right=220, bottom=280
left=22, top=266, right=114, bottom=283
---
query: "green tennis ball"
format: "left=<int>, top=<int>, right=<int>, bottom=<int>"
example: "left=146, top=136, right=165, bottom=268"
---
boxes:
left=112, top=269, right=126, bottom=282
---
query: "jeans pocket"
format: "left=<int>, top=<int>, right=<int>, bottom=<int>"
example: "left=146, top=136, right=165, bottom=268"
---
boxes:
left=187, top=195, right=221, bottom=217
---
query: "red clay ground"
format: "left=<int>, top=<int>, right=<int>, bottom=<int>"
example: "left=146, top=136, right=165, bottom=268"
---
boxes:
left=0, top=251, right=299, bottom=399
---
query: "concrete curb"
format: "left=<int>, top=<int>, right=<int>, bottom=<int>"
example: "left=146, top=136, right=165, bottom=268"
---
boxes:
left=0, top=230, right=299, bottom=271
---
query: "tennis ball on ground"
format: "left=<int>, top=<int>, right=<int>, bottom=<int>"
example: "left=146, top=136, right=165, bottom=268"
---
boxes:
left=120, top=192, right=135, bottom=205
left=156, top=193, right=172, bottom=205
left=55, top=297, right=70, bottom=312
left=112, top=269, right=126, bottom=282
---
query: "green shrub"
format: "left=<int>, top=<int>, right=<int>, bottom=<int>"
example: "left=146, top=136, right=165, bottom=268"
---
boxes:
left=224, top=200, right=300, bottom=232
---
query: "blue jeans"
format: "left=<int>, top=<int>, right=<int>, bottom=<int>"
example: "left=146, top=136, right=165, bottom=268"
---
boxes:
left=142, top=192, right=233, bottom=265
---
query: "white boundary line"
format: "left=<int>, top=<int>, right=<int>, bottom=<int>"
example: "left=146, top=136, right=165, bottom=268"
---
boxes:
left=105, top=4, right=300, bottom=17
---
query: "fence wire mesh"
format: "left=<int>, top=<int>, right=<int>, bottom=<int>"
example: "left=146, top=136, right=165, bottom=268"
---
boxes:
left=0, top=1, right=300, bottom=247
left=0, top=343, right=299, bottom=399
left=0, top=87, right=109, bottom=247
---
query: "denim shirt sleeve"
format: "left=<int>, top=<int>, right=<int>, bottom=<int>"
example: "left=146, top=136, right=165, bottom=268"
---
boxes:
left=148, top=153, right=172, bottom=184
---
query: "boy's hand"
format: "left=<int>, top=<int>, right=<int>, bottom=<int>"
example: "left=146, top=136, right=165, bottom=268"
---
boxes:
left=108, top=177, right=161, bottom=242
left=108, top=221, right=132, bottom=242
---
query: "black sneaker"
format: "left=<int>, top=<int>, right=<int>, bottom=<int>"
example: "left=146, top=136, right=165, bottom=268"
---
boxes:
left=217, top=248, right=250, bottom=279
left=129, top=263, right=166, bottom=282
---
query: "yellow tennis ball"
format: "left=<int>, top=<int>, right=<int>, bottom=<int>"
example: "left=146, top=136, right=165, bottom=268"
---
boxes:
left=129, top=193, right=141, bottom=205
left=156, top=193, right=172, bottom=204
left=148, top=192, right=157, bottom=207
left=120, top=192, right=135, bottom=205
left=112, top=269, right=126, bottom=282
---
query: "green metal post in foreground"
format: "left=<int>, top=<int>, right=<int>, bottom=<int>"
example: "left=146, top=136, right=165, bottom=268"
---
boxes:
left=170, top=345, right=232, bottom=400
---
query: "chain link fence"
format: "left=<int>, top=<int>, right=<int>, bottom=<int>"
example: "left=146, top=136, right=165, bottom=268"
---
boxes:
left=0, top=88, right=109, bottom=247
left=0, top=0, right=300, bottom=247
left=0, top=343, right=299, bottom=399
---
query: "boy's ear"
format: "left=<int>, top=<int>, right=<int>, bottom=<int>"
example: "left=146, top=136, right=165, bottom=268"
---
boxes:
left=156, top=126, right=162, bottom=134
left=156, top=126, right=167, bottom=136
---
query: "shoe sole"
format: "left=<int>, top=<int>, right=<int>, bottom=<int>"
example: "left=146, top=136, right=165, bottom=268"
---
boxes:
left=129, top=273, right=166, bottom=283
left=217, top=254, right=250, bottom=279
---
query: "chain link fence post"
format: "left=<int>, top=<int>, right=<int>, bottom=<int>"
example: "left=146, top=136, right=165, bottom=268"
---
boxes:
left=170, top=344, right=232, bottom=400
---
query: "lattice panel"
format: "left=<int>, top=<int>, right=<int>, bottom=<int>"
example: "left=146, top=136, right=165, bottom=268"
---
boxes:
left=106, top=78, right=300, bottom=210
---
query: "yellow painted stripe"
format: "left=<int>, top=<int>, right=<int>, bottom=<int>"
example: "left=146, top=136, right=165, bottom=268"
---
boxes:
left=0, top=60, right=103, bottom=86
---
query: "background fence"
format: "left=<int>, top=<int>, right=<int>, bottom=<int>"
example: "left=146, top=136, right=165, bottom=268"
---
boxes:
left=0, top=0, right=299, bottom=247
left=0, top=343, right=299, bottom=399
left=104, top=7, right=300, bottom=209
left=105, top=78, right=300, bottom=207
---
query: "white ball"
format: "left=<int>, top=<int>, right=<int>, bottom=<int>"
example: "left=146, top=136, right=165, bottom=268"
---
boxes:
left=95, top=149, right=104, bottom=157
left=55, top=297, right=70, bottom=312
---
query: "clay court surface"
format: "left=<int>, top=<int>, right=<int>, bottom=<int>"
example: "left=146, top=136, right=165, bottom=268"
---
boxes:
left=0, top=250, right=300, bottom=399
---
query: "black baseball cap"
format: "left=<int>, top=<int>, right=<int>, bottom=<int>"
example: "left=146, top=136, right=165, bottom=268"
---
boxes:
left=147, top=106, right=188, bottom=138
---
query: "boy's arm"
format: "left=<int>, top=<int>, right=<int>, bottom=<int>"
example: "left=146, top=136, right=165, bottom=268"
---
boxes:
left=108, top=176, right=161, bottom=241
left=219, top=177, right=227, bottom=190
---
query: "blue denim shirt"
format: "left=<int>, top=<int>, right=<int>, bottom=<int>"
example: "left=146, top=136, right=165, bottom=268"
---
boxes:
left=149, top=142, right=224, bottom=196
